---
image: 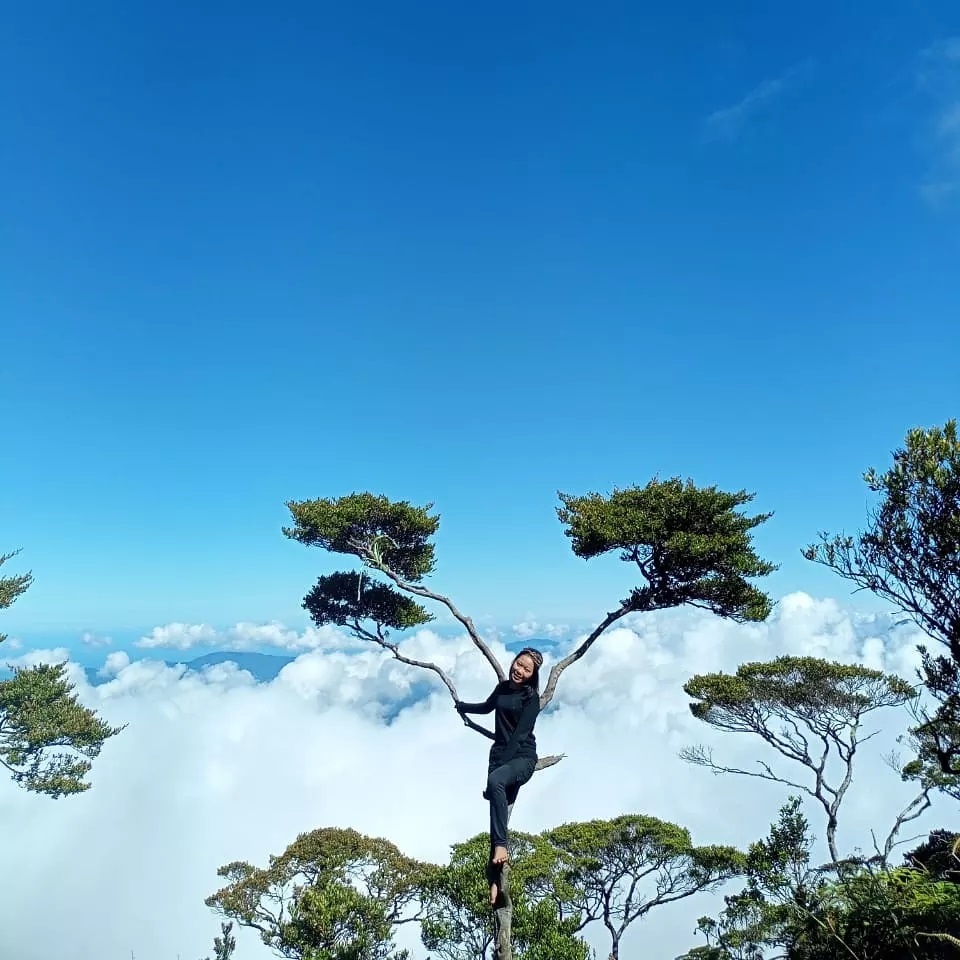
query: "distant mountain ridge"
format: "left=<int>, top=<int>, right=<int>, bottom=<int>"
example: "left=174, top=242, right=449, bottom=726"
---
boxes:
left=84, top=650, right=295, bottom=686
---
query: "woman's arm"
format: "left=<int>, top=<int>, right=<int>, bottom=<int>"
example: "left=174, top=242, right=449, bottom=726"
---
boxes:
left=497, top=694, right=540, bottom=764
left=456, top=686, right=499, bottom=715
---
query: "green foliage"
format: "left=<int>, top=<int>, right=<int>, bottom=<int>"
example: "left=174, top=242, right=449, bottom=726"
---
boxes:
left=557, top=478, right=775, bottom=623
left=206, top=827, right=427, bottom=960
left=284, top=494, right=439, bottom=648
left=0, top=550, right=33, bottom=645
left=803, top=421, right=960, bottom=782
left=0, top=662, right=124, bottom=797
left=303, top=573, right=433, bottom=631
left=803, top=420, right=960, bottom=652
left=684, top=656, right=915, bottom=730
left=905, top=830, right=960, bottom=882
left=284, top=494, right=438, bottom=582
left=681, top=801, right=960, bottom=960
left=0, top=547, right=123, bottom=797
left=292, top=879, right=405, bottom=960
left=683, top=656, right=918, bottom=865
left=793, top=868, right=960, bottom=960
left=418, top=832, right=591, bottom=960
left=679, top=799, right=816, bottom=960
left=199, top=922, right=237, bottom=960
left=542, top=815, right=744, bottom=957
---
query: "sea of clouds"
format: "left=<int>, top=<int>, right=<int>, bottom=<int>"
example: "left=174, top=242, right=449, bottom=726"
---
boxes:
left=1, top=592, right=955, bottom=960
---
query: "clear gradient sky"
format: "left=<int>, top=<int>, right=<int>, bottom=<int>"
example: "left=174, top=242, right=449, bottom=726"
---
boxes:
left=3, top=1, right=959, bottom=643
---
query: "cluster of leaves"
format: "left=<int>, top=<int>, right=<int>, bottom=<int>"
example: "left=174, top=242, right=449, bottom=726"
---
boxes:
left=682, top=803, right=960, bottom=960
left=205, top=827, right=426, bottom=960
left=557, top=480, right=775, bottom=623
left=805, top=421, right=960, bottom=785
left=418, top=832, right=591, bottom=960
left=682, top=421, right=960, bottom=960
left=285, top=494, right=439, bottom=636
left=207, top=814, right=742, bottom=960
left=0, top=549, right=123, bottom=797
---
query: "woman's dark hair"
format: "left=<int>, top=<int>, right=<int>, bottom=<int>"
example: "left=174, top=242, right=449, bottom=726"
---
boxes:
left=512, top=647, right=543, bottom=695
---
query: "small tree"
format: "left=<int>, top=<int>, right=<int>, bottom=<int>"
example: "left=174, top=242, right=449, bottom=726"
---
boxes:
left=0, top=549, right=123, bottom=797
left=199, top=922, right=237, bottom=960
left=419, top=832, right=591, bottom=960
left=682, top=656, right=927, bottom=867
left=803, top=421, right=960, bottom=782
left=682, top=799, right=960, bottom=960
left=205, top=827, right=426, bottom=960
left=543, top=815, right=744, bottom=960
left=680, top=797, right=819, bottom=960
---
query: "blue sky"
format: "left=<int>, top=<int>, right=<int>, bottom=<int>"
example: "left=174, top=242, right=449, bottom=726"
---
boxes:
left=3, top=1, right=959, bottom=645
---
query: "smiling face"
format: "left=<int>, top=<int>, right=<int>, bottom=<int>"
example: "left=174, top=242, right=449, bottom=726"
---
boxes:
left=510, top=653, right=536, bottom=685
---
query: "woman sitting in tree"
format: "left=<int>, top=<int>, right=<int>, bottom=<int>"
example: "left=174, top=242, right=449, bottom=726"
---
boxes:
left=456, top=647, right=543, bottom=903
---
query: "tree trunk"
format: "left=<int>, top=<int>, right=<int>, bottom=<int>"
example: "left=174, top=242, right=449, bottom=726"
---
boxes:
left=489, top=802, right=514, bottom=960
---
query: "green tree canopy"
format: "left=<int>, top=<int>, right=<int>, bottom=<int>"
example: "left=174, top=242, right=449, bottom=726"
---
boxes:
left=557, top=479, right=774, bottom=622
left=0, top=550, right=33, bottom=645
left=199, top=922, right=237, bottom=960
left=205, top=827, right=428, bottom=960
left=542, top=815, right=745, bottom=960
left=0, top=548, right=123, bottom=797
left=680, top=797, right=960, bottom=960
left=284, top=481, right=776, bottom=713
left=682, top=656, right=923, bottom=866
left=803, top=421, right=960, bottom=783
left=418, top=832, right=591, bottom=960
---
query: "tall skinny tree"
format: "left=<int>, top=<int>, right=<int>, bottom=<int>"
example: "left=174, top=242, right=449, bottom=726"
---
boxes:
left=682, top=656, right=927, bottom=867
left=803, top=420, right=960, bottom=787
left=0, top=549, right=123, bottom=797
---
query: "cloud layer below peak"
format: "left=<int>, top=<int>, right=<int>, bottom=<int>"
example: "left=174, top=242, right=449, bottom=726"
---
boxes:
left=0, top=592, right=951, bottom=960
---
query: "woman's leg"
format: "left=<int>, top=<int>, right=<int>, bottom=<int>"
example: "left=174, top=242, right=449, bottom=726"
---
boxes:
left=485, top=757, right=535, bottom=905
left=486, top=757, right=536, bottom=860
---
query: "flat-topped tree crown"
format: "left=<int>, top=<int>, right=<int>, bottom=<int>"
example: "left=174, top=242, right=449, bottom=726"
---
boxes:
left=684, top=656, right=916, bottom=726
left=682, top=656, right=924, bottom=867
left=284, top=492, right=438, bottom=581
left=557, top=478, right=775, bottom=623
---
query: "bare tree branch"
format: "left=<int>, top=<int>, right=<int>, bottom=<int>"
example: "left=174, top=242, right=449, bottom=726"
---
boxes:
left=680, top=746, right=816, bottom=798
left=880, top=786, right=934, bottom=863
left=541, top=602, right=632, bottom=709
left=349, top=618, right=563, bottom=770
left=350, top=536, right=505, bottom=683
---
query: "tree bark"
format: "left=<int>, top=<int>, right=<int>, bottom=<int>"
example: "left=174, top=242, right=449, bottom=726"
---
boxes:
left=489, top=802, right=515, bottom=960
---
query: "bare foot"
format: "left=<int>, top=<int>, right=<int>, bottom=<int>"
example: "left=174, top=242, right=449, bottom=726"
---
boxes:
left=489, top=881, right=499, bottom=905
left=492, top=845, right=509, bottom=865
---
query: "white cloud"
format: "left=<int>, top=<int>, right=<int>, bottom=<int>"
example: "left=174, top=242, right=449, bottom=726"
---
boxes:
left=704, top=59, right=815, bottom=142
left=98, top=650, right=131, bottom=678
left=137, top=622, right=219, bottom=649
left=918, top=37, right=960, bottom=206
left=511, top=618, right=570, bottom=640
left=81, top=631, right=112, bottom=648
left=134, top=619, right=366, bottom=653
left=0, top=593, right=954, bottom=960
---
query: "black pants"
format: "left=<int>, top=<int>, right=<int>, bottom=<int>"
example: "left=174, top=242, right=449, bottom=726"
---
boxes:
left=485, top=753, right=536, bottom=852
